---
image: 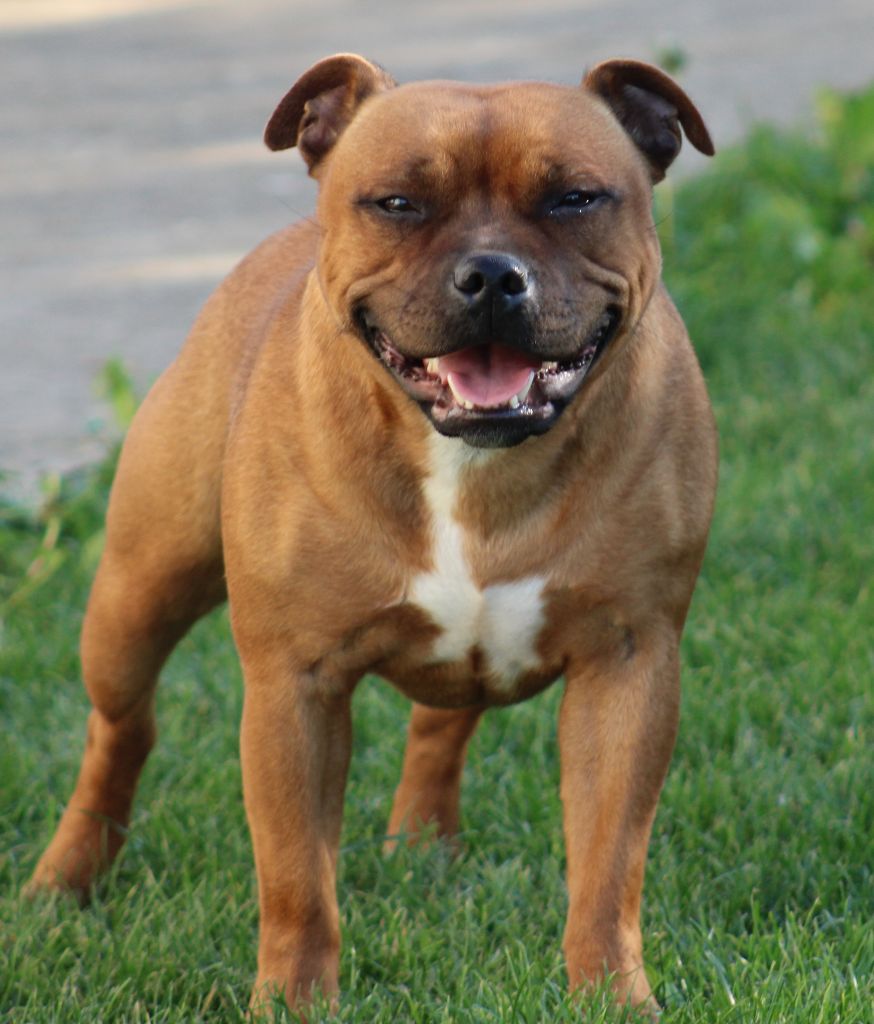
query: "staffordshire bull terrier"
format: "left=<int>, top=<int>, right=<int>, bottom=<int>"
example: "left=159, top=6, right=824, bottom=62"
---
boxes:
left=29, top=54, right=717, bottom=1015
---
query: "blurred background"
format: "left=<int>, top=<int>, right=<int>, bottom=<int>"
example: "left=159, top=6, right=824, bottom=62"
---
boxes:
left=1, top=0, right=872, bottom=496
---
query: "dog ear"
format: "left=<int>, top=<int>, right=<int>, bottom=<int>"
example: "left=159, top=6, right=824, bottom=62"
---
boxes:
left=264, top=54, right=396, bottom=173
left=583, top=59, right=714, bottom=181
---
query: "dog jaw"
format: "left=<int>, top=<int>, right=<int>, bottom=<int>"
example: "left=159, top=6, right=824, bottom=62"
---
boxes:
left=359, top=307, right=622, bottom=447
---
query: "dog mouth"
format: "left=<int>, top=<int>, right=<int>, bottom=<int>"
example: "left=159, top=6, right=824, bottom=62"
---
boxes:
left=359, top=308, right=621, bottom=444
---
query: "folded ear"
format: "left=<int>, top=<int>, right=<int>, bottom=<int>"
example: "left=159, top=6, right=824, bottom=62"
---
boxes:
left=264, top=54, right=397, bottom=174
left=583, top=59, right=714, bottom=181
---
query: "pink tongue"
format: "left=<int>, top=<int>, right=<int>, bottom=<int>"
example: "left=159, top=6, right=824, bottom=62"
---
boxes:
left=436, top=345, right=540, bottom=407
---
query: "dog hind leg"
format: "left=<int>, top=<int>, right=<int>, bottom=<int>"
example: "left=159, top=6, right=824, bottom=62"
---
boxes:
left=27, top=373, right=227, bottom=897
left=385, top=703, right=483, bottom=851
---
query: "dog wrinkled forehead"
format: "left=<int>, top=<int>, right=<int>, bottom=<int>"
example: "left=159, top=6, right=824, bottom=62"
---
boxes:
left=325, top=80, right=642, bottom=194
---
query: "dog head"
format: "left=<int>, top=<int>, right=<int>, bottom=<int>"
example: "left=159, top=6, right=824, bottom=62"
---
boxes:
left=266, top=54, right=713, bottom=447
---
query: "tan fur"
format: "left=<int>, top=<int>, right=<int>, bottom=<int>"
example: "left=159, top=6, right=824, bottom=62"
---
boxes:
left=28, top=55, right=717, bottom=1016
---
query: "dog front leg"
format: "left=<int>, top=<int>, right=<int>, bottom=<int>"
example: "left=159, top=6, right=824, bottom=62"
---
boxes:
left=559, top=637, right=680, bottom=1012
left=240, top=656, right=353, bottom=1014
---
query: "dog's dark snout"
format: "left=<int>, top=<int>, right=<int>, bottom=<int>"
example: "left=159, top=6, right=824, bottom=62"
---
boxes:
left=453, top=252, right=530, bottom=300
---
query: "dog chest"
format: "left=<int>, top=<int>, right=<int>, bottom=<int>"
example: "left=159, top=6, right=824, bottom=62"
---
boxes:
left=408, top=437, right=546, bottom=687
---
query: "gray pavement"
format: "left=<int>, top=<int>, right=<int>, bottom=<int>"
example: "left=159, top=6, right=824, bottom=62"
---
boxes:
left=2, top=0, right=872, bottom=501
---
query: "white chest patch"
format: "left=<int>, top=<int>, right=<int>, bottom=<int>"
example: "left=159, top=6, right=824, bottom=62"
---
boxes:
left=409, top=434, right=546, bottom=688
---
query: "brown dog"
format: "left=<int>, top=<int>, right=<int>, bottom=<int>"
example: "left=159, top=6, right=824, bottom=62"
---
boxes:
left=28, top=54, right=717, bottom=1014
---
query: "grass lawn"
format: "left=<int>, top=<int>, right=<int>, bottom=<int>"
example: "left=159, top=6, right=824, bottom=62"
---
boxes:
left=2, top=86, right=872, bottom=1022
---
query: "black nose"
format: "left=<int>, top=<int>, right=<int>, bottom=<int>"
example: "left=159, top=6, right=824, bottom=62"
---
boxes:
left=453, top=251, right=530, bottom=300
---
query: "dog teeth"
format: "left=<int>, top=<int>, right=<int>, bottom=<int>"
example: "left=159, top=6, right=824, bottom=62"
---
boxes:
left=447, top=375, right=475, bottom=409
left=425, top=358, right=440, bottom=375
left=513, top=371, right=536, bottom=406
left=541, top=361, right=559, bottom=371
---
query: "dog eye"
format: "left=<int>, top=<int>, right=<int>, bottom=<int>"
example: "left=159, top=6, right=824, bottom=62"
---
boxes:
left=376, top=195, right=417, bottom=214
left=552, top=190, right=606, bottom=212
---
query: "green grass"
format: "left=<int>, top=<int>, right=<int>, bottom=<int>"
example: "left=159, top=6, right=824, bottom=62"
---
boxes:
left=2, top=85, right=873, bottom=1022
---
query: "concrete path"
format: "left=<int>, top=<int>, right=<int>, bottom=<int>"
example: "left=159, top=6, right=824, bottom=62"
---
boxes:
left=2, top=0, right=872, bottom=499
